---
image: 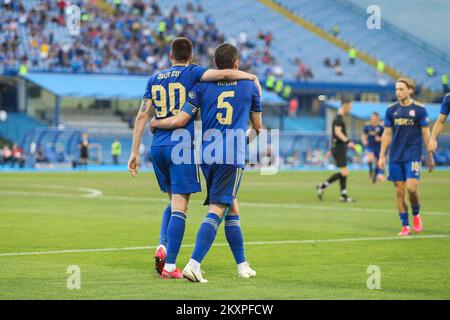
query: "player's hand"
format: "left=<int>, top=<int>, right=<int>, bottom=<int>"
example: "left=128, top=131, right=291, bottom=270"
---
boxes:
left=429, top=138, right=438, bottom=152
left=378, top=156, right=386, bottom=170
left=426, top=152, right=435, bottom=173
left=149, top=117, right=157, bottom=133
left=254, top=77, right=262, bottom=97
left=128, top=153, right=140, bottom=177
left=347, top=141, right=355, bottom=149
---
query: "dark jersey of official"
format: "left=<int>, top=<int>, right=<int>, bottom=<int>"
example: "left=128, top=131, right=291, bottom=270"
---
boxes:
left=332, top=114, right=346, bottom=148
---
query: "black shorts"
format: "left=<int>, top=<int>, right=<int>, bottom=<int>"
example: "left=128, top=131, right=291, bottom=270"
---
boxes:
left=332, top=146, right=347, bottom=168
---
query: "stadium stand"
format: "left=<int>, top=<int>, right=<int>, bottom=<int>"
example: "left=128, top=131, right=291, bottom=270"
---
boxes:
left=1, top=0, right=383, bottom=85
left=278, top=0, right=450, bottom=91
left=160, top=0, right=383, bottom=85
left=345, top=0, right=450, bottom=56
left=2, top=0, right=448, bottom=91
left=1, top=0, right=449, bottom=167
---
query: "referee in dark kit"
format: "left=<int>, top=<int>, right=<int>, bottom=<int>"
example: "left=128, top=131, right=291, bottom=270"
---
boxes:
left=317, top=98, right=356, bottom=202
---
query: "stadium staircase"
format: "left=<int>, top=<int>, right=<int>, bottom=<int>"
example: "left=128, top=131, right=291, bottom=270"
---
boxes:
left=61, top=109, right=132, bottom=136
left=60, top=110, right=135, bottom=164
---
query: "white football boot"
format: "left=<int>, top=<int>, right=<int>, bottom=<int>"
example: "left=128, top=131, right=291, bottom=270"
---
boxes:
left=238, top=262, right=256, bottom=278
left=182, top=263, right=208, bottom=283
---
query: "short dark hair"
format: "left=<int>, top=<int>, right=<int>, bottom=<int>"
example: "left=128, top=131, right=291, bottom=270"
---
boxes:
left=341, top=97, right=352, bottom=105
left=171, top=37, right=193, bottom=62
left=372, top=111, right=379, bottom=117
left=214, top=43, right=239, bottom=69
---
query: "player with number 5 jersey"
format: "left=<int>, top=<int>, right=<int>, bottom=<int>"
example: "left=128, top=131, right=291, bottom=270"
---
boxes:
left=150, top=43, right=263, bottom=282
left=127, top=37, right=260, bottom=279
left=378, top=78, right=435, bottom=236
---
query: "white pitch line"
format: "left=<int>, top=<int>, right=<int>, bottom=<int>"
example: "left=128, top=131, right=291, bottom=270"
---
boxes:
left=1, top=190, right=449, bottom=217
left=0, top=234, right=447, bottom=257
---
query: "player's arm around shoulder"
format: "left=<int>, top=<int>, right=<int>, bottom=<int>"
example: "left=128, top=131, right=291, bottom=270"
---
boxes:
left=201, top=68, right=257, bottom=82
left=150, top=111, right=192, bottom=130
left=247, top=82, right=263, bottom=143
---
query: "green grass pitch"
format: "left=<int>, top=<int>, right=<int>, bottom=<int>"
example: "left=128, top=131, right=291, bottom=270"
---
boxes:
left=1, top=170, right=449, bottom=299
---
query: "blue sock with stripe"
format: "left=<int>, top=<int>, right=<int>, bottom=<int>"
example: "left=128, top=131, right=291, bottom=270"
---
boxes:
left=165, top=211, right=186, bottom=264
left=399, top=212, right=409, bottom=227
left=158, top=204, right=171, bottom=247
left=412, top=204, right=420, bottom=216
left=225, top=215, right=246, bottom=264
left=191, top=213, right=222, bottom=264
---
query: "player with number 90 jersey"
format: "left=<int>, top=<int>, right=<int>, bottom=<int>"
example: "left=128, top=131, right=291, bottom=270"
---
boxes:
left=144, top=64, right=206, bottom=147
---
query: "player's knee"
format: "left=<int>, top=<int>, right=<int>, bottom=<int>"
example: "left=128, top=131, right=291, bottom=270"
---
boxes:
left=208, top=204, right=227, bottom=218
left=340, top=168, right=349, bottom=177
left=406, top=185, right=418, bottom=194
left=395, top=185, right=405, bottom=196
left=229, top=199, right=239, bottom=215
left=228, top=210, right=239, bottom=216
left=171, top=201, right=189, bottom=213
left=171, top=204, right=188, bottom=214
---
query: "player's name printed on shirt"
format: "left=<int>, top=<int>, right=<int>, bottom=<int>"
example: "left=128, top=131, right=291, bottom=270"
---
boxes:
left=217, top=80, right=238, bottom=86
left=157, top=70, right=181, bottom=80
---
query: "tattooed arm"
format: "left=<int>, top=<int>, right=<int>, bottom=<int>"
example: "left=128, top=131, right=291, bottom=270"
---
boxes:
left=128, top=98, right=152, bottom=177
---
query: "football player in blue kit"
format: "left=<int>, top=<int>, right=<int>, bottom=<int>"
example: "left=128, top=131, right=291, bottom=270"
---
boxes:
left=127, top=37, right=260, bottom=278
left=430, top=93, right=450, bottom=151
left=361, top=112, right=384, bottom=184
left=150, top=43, right=263, bottom=282
left=378, top=78, right=435, bottom=236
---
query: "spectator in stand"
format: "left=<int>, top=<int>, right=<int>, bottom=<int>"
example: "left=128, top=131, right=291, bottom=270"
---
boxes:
left=334, top=58, right=343, bottom=76
left=264, top=32, right=273, bottom=47
left=35, top=146, right=50, bottom=165
left=1, top=145, right=13, bottom=166
left=324, top=57, right=333, bottom=68
left=295, top=57, right=313, bottom=81
left=348, top=48, right=357, bottom=65
left=331, top=25, right=340, bottom=37
left=11, top=143, right=25, bottom=168
left=56, top=0, right=66, bottom=16
left=288, top=98, right=299, bottom=117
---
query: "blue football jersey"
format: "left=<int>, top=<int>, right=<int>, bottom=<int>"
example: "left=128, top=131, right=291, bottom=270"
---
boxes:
left=440, top=93, right=450, bottom=116
left=182, top=80, right=262, bottom=168
left=143, top=64, right=207, bottom=147
left=384, top=102, right=429, bottom=162
left=363, top=123, right=384, bottom=150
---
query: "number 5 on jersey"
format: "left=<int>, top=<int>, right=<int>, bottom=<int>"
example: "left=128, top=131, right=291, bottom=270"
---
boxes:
left=217, top=91, right=234, bottom=125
